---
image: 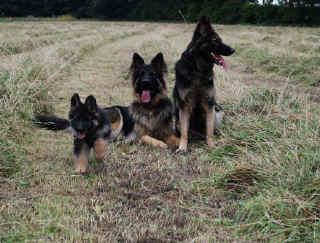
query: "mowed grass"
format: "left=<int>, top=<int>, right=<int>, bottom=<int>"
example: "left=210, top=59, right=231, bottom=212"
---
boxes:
left=223, top=25, right=320, bottom=87
left=0, top=20, right=320, bottom=242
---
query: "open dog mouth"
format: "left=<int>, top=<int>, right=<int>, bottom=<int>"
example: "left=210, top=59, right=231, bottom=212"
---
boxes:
left=141, top=90, right=151, bottom=103
left=77, top=132, right=86, bottom=139
left=211, top=52, right=227, bottom=70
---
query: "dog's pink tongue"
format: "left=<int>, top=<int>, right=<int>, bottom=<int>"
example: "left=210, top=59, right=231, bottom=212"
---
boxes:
left=211, top=53, right=227, bottom=70
left=217, top=56, right=227, bottom=70
left=141, top=90, right=151, bottom=103
left=221, top=58, right=227, bottom=70
left=78, top=133, right=86, bottom=139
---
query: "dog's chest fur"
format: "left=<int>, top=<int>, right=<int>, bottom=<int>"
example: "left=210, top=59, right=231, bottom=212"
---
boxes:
left=130, top=99, right=172, bottom=132
left=178, top=77, right=216, bottom=107
left=175, top=55, right=216, bottom=106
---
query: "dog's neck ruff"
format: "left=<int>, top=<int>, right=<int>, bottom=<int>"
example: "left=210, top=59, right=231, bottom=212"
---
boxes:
left=130, top=99, right=173, bottom=132
left=182, top=50, right=215, bottom=80
left=182, top=51, right=196, bottom=67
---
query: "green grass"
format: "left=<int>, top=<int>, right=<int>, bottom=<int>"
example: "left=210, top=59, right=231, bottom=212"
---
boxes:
left=234, top=44, right=320, bottom=86
left=178, top=87, right=320, bottom=241
left=0, top=61, right=51, bottom=177
left=210, top=88, right=320, bottom=242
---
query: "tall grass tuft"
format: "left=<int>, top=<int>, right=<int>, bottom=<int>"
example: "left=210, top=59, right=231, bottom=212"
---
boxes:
left=0, top=60, right=52, bottom=177
left=216, top=88, right=320, bottom=242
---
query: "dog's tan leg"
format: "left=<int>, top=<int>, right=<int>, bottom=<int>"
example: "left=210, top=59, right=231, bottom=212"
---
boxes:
left=205, top=106, right=215, bottom=148
left=74, top=143, right=89, bottom=173
left=165, top=135, right=180, bottom=149
left=94, top=138, right=108, bottom=161
left=141, top=135, right=168, bottom=149
left=177, top=109, right=190, bottom=152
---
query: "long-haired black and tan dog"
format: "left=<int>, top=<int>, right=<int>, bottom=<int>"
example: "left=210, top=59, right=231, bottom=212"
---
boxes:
left=129, top=52, right=180, bottom=149
left=34, top=93, right=135, bottom=173
left=173, top=16, right=235, bottom=152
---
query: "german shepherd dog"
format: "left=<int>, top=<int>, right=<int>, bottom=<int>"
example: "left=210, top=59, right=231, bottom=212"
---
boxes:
left=129, top=52, right=180, bottom=149
left=173, top=16, right=235, bottom=152
left=34, top=93, right=135, bottom=173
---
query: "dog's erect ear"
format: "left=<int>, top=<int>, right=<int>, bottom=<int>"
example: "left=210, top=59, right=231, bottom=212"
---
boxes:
left=130, top=53, right=145, bottom=73
left=71, top=93, right=81, bottom=107
left=194, top=16, right=212, bottom=39
left=199, top=16, right=211, bottom=25
left=85, top=95, right=97, bottom=113
left=151, top=52, right=168, bottom=74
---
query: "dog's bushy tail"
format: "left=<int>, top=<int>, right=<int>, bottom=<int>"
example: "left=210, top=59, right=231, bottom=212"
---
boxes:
left=33, top=115, right=71, bottom=132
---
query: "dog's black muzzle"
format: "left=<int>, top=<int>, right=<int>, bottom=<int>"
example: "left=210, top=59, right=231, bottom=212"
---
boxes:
left=141, top=72, right=153, bottom=84
left=137, top=75, right=157, bottom=92
left=220, top=43, right=235, bottom=56
left=72, top=120, right=92, bottom=133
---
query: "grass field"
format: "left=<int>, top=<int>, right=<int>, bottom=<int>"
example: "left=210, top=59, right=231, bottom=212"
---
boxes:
left=1, top=20, right=320, bottom=242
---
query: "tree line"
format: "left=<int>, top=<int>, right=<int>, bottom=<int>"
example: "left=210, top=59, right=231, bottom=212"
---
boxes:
left=1, top=0, right=319, bottom=25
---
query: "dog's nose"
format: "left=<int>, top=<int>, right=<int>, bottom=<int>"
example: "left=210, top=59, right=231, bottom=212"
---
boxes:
left=141, top=76, right=152, bottom=84
left=142, top=79, right=151, bottom=83
left=229, top=48, right=235, bottom=54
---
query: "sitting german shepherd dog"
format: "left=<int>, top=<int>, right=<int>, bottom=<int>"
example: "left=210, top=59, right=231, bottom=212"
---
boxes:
left=34, top=93, right=135, bottom=173
left=173, top=16, right=235, bottom=152
left=130, top=52, right=180, bottom=149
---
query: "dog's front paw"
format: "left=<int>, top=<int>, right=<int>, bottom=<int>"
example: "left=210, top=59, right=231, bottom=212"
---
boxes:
left=158, top=141, right=168, bottom=149
left=176, top=142, right=187, bottom=153
left=206, top=137, right=215, bottom=148
left=73, top=167, right=88, bottom=175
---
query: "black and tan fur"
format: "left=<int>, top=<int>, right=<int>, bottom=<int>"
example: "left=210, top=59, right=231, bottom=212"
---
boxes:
left=173, top=16, right=235, bottom=152
left=129, top=52, right=179, bottom=149
left=34, top=93, right=135, bottom=173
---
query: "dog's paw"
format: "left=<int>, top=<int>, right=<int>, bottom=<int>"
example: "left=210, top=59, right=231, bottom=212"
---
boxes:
left=176, top=143, right=187, bottom=153
left=175, top=148, right=187, bottom=154
left=206, top=137, right=215, bottom=148
left=159, top=141, right=168, bottom=149
left=73, top=168, right=88, bottom=176
left=215, top=111, right=225, bottom=130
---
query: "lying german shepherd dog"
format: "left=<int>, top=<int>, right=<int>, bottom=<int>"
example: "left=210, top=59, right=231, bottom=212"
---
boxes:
left=173, top=16, right=235, bottom=152
left=34, top=93, right=135, bottom=173
left=129, top=52, right=180, bottom=149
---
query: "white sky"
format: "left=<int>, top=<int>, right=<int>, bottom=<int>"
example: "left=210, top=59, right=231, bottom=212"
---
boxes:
left=258, top=0, right=280, bottom=4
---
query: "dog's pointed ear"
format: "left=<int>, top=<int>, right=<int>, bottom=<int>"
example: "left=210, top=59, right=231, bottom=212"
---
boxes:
left=194, top=16, right=212, bottom=39
left=71, top=93, right=81, bottom=107
left=130, top=53, right=145, bottom=73
left=151, top=52, right=168, bottom=74
left=85, top=95, right=97, bottom=113
left=200, top=16, right=211, bottom=25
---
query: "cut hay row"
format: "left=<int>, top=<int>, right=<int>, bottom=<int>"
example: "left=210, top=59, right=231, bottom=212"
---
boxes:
left=0, top=22, right=146, bottom=57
